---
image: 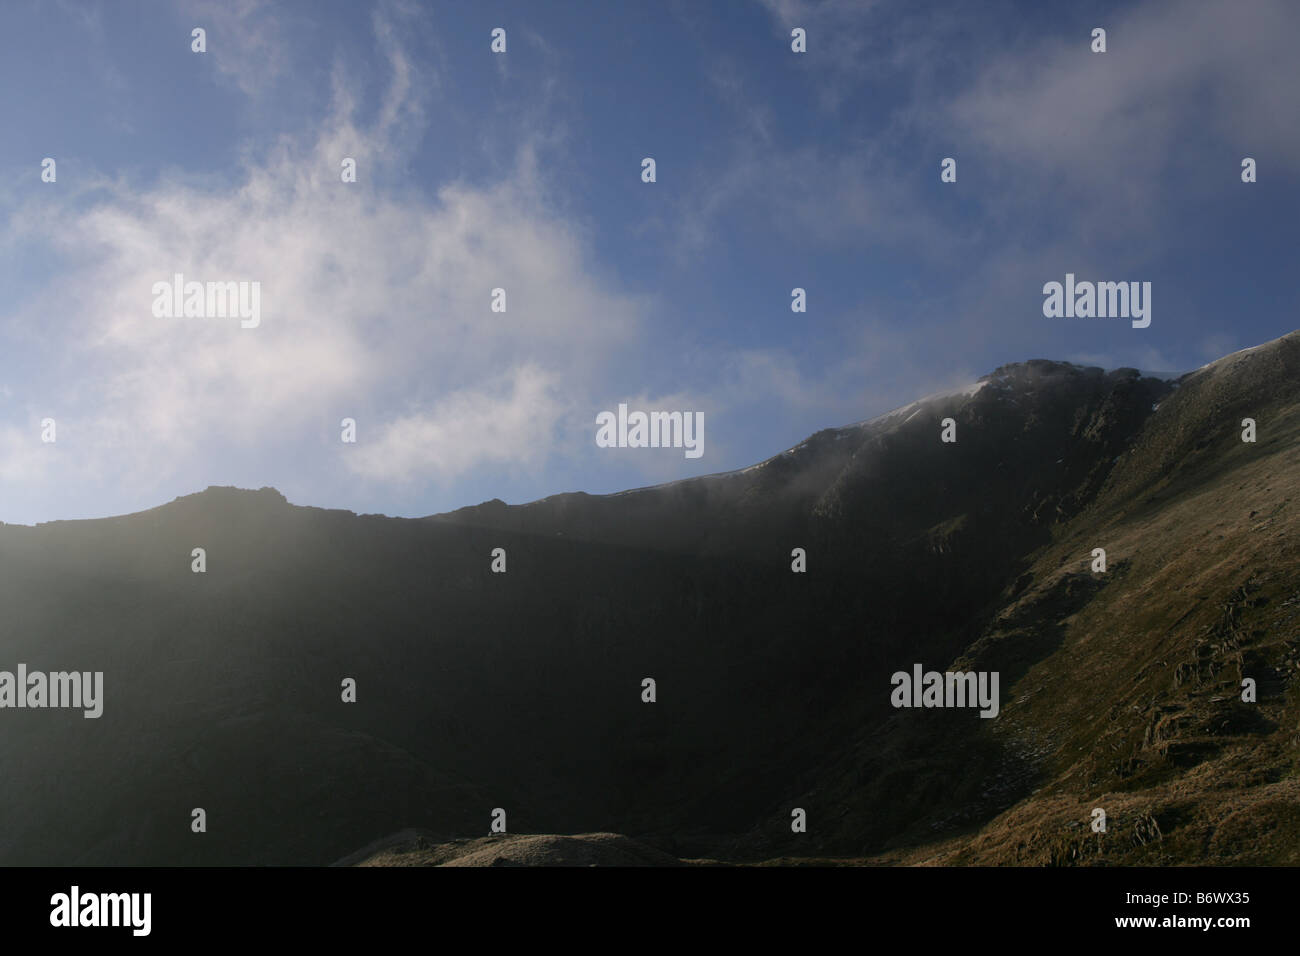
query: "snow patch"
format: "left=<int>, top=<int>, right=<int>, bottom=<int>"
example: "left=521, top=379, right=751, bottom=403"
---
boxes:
left=1194, top=342, right=1269, bottom=373
left=850, top=380, right=988, bottom=429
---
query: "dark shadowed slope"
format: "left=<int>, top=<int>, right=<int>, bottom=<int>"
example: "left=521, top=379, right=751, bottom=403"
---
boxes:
left=2, top=332, right=1297, bottom=865
left=768, top=332, right=1300, bottom=864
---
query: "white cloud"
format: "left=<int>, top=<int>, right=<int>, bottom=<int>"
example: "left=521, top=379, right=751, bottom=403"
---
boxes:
left=0, top=8, right=645, bottom=511
left=183, top=0, right=290, bottom=97
left=754, top=0, right=887, bottom=109
left=348, top=364, right=565, bottom=482
left=948, top=0, right=1300, bottom=184
left=665, top=143, right=970, bottom=263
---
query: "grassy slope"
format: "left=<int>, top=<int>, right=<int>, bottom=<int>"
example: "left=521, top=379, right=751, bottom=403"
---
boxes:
left=866, top=334, right=1300, bottom=864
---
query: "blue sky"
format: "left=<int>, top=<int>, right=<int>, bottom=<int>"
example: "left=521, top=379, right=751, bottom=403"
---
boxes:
left=1, top=0, right=1297, bottom=525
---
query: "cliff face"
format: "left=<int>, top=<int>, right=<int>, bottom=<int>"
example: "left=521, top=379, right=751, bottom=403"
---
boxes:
left=2, top=333, right=1297, bottom=865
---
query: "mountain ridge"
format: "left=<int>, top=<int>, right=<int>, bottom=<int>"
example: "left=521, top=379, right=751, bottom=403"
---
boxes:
left=2, top=330, right=1297, bottom=865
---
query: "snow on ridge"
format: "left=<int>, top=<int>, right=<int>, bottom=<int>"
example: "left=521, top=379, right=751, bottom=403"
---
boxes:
left=1194, top=342, right=1269, bottom=373
left=1189, top=331, right=1300, bottom=375
left=600, top=380, right=989, bottom=496
left=848, top=380, right=988, bottom=430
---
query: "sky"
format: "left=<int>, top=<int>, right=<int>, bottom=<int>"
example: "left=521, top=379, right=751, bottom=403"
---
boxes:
left=0, top=0, right=1297, bottom=525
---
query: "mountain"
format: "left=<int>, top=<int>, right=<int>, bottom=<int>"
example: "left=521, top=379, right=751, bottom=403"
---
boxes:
left=2, top=331, right=1298, bottom=866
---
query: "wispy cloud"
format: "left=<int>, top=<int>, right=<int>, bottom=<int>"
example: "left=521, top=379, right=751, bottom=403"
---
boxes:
left=183, top=0, right=290, bottom=97
left=349, top=364, right=565, bottom=482
left=1, top=7, right=645, bottom=513
left=947, top=0, right=1300, bottom=188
